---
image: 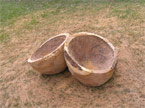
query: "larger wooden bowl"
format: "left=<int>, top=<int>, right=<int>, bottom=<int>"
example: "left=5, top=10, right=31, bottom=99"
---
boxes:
left=28, top=33, right=69, bottom=74
left=64, top=32, right=117, bottom=86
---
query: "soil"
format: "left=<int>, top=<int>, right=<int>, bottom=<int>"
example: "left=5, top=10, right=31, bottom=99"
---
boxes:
left=0, top=8, right=145, bottom=108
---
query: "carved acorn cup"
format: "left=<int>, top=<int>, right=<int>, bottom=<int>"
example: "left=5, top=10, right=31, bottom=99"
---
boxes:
left=64, top=32, right=117, bottom=86
left=28, top=33, right=69, bottom=74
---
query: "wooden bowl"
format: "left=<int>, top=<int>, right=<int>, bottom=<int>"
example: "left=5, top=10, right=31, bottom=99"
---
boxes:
left=64, top=32, right=117, bottom=86
left=28, top=33, right=69, bottom=74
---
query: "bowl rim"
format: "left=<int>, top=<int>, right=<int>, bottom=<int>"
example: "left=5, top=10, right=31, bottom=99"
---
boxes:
left=28, top=33, right=69, bottom=63
left=64, top=32, right=117, bottom=75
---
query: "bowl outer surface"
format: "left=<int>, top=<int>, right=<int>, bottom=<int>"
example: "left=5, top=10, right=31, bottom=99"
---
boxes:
left=64, top=32, right=117, bottom=86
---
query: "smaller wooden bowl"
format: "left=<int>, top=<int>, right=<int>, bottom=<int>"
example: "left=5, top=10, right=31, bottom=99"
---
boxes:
left=28, top=33, right=69, bottom=74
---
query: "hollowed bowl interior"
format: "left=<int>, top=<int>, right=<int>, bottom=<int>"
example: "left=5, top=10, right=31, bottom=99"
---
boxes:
left=68, top=35, right=114, bottom=70
left=31, top=35, right=66, bottom=61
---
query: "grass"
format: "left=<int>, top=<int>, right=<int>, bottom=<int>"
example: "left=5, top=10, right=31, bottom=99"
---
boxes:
left=0, top=0, right=48, bottom=25
left=1, top=0, right=144, bottom=25
left=0, top=0, right=145, bottom=108
left=0, top=29, right=9, bottom=43
left=23, top=18, right=40, bottom=30
left=111, top=4, right=141, bottom=19
left=0, top=0, right=87, bottom=26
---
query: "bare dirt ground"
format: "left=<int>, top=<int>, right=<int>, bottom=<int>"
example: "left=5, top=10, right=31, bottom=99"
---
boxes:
left=0, top=6, right=145, bottom=108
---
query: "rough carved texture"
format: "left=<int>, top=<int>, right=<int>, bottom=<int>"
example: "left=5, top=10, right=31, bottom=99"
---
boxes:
left=28, top=33, right=69, bottom=74
left=31, top=36, right=65, bottom=60
left=64, top=32, right=117, bottom=86
left=68, top=35, right=114, bottom=70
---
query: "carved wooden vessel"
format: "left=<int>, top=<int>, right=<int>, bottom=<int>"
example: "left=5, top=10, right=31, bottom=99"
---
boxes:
left=28, top=33, right=69, bottom=74
left=64, top=32, right=117, bottom=86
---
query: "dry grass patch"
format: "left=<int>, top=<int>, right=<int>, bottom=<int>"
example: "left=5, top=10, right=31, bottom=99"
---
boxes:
left=0, top=1, right=145, bottom=108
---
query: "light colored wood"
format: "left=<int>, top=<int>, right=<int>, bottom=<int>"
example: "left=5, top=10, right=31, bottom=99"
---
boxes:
left=64, top=32, right=117, bottom=86
left=28, top=33, right=69, bottom=74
